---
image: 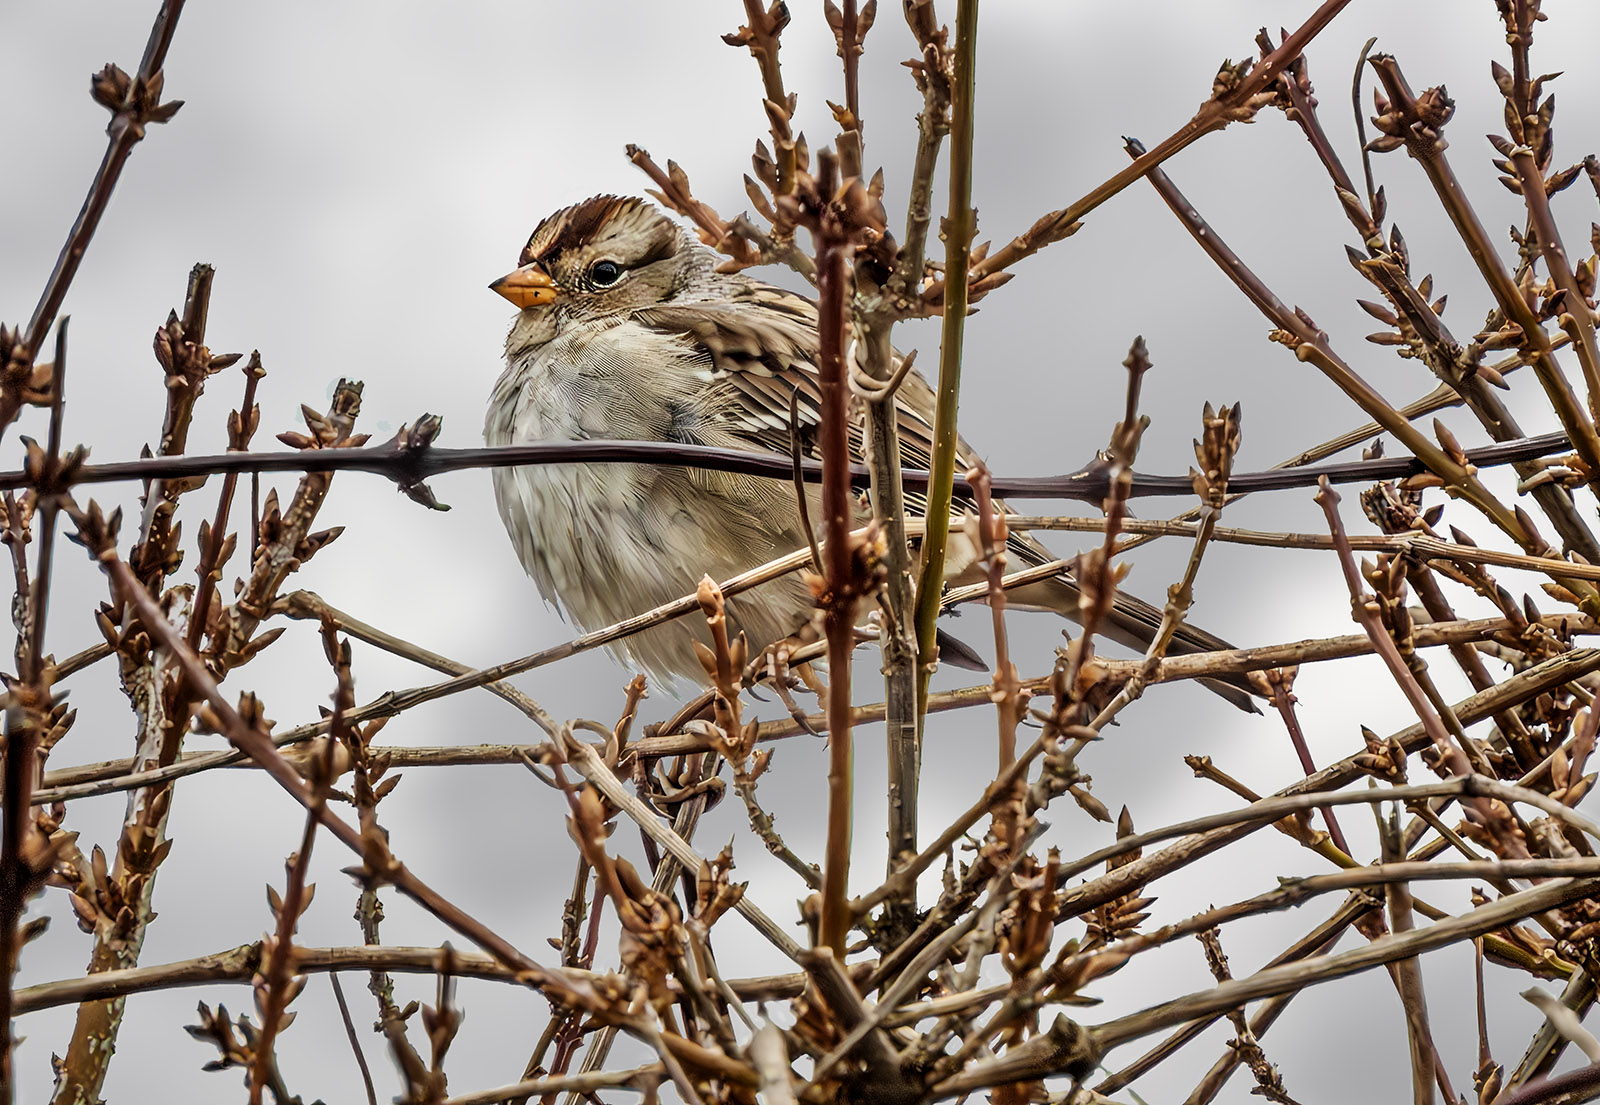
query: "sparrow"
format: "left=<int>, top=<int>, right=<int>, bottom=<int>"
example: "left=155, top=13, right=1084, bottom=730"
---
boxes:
left=486, top=195, right=1255, bottom=710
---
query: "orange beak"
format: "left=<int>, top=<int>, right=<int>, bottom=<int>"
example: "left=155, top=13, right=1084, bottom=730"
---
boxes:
left=490, top=264, right=559, bottom=309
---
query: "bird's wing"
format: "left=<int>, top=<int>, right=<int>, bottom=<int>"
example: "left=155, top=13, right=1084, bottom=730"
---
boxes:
left=637, top=282, right=1258, bottom=708
left=637, top=281, right=1041, bottom=580
left=636, top=281, right=951, bottom=507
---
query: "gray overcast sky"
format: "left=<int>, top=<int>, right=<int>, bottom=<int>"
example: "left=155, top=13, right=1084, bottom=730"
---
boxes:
left=5, top=1, right=1600, bottom=1101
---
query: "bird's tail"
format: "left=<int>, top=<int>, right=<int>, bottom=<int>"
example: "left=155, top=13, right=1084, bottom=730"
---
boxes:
left=1007, top=573, right=1262, bottom=713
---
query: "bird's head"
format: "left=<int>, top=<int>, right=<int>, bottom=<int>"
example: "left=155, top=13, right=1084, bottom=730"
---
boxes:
left=491, top=196, right=701, bottom=340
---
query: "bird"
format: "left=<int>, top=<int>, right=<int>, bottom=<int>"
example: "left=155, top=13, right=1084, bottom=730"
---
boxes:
left=486, top=195, right=1256, bottom=710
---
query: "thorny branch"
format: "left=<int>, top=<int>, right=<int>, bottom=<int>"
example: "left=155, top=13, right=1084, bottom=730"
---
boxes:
left=0, top=422, right=1586, bottom=504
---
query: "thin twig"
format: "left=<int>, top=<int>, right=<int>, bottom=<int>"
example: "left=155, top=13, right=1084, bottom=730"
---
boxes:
left=1366, top=53, right=1600, bottom=498
left=20, top=0, right=187, bottom=373
left=558, top=735, right=803, bottom=964
left=327, top=973, right=378, bottom=1105
left=1130, top=138, right=1591, bottom=613
left=441, top=1065, right=662, bottom=1105
left=1090, top=875, right=1600, bottom=1057
left=66, top=512, right=581, bottom=991
left=928, top=0, right=1354, bottom=302
left=0, top=321, right=69, bottom=1102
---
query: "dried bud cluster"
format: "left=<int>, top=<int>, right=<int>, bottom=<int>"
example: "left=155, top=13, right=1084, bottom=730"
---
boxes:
left=1366, top=62, right=1454, bottom=156
left=89, top=62, right=182, bottom=137
left=1189, top=401, right=1241, bottom=507
left=0, top=325, right=54, bottom=414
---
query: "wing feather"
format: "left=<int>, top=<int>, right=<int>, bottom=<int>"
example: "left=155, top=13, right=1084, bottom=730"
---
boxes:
left=635, top=277, right=1256, bottom=705
left=637, top=280, right=1050, bottom=563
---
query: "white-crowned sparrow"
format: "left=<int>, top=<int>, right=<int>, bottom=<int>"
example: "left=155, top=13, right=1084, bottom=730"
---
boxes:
left=487, top=195, right=1254, bottom=709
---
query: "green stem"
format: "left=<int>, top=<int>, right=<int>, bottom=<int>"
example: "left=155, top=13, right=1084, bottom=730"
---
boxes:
left=914, top=0, right=979, bottom=718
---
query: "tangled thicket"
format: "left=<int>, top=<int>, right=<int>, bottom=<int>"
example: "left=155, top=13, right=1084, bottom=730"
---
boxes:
left=6, top=1, right=1600, bottom=1103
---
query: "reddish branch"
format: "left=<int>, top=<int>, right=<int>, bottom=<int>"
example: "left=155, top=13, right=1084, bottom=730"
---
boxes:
left=919, top=0, right=1354, bottom=306
left=1315, top=478, right=1532, bottom=860
left=1364, top=53, right=1600, bottom=489
left=1126, top=137, right=1600, bottom=617
left=1255, top=31, right=1600, bottom=564
left=9, top=0, right=186, bottom=434
left=811, top=155, right=865, bottom=958
left=0, top=322, right=70, bottom=1103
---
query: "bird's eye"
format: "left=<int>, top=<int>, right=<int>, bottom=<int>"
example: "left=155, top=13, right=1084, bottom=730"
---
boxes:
left=590, top=260, right=623, bottom=286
